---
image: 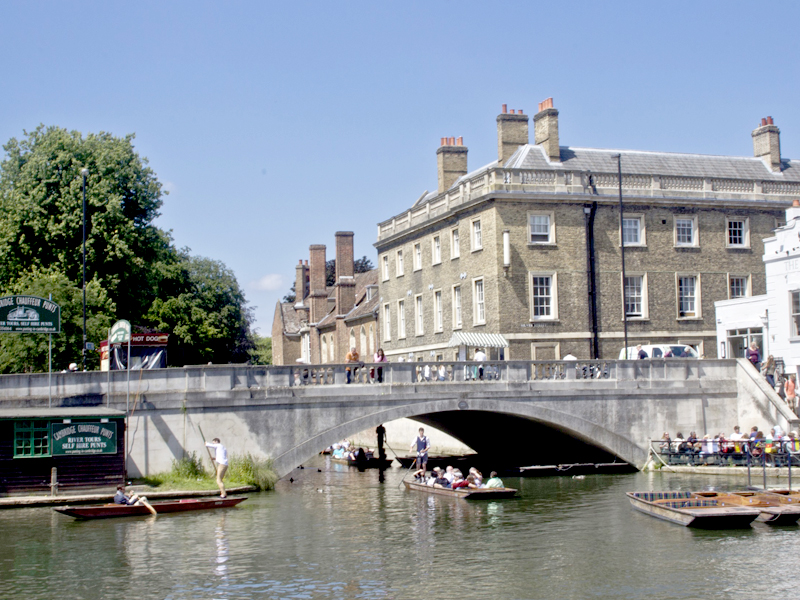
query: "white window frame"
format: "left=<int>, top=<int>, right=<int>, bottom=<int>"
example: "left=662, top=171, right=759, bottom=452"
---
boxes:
left=527, top=211, right=555, bottom=245
left=413, top=243, right=422, bottom=271
left=676, top=273, right=701, bottom=319
left=622, top=273, right=649, bottom=320
left=674, top=215, right=698, bottom=247
left=621, top=213, right=645, bottom=247
left=791, top=291, right=800, bottom=339
left=451, top=228, right=460, bottom=259
left=381, top=255, right=389, bottom=282
left=382, top=303, right=391, bottom=342
left=432, top=235, right=441, bottom=265
left=529, top=272, right=558, bottom=321
left=726, top=217, right=750, bottom=248
left=395, top=249, right=404, bottom=277
left=728, top=274, right=751, bottom=299
left=397, top=299, right=406, bottom=339
left=433, top=289, right=443, bottom=332
left=471, top=219, right=483, bottom=252
left=472, top=277, right=486, bottom=325
left=452, top=285, right=462, bottom=329
left=414, top=294, right=424, bottom=336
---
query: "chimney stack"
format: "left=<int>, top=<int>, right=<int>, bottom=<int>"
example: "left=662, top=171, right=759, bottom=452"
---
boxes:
left=308, top=244, right=327, bottom=324
left=534, top=97, right=560, bottom=162
left=437, top=136, right=468, bottom=193
left=334, top=232, right=356, bottom=314
left=294, top=259, right=309, bottom=305
left=752, top=116, right=782, bottom=172
left=497, top=105, right=529, bottom=165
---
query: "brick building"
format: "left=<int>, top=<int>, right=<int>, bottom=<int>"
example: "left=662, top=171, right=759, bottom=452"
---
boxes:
left=375, top=100, right=799, bottom=361
left=272, top=232, right=379, bottom=365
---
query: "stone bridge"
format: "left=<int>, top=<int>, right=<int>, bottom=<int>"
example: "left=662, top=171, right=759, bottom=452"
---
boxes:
left=0, top=358, right=796, bottom=478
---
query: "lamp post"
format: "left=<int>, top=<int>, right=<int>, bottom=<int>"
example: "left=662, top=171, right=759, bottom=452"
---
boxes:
left=81, top=168, right=88, bottom=371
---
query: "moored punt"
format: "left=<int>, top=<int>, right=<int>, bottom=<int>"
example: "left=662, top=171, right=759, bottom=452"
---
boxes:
left=395, top=454, right=478, bottom=470
left=330, top=456, right=394, bottom=469
left=692, top=491, right=800, bottom=525
left=626, top=491, right=760, bottom=528
left=54, top=496, right=246, bottom=520
left=403, top=479, right=517, bottom=499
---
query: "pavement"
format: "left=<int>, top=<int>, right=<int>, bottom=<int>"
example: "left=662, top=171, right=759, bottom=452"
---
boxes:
left=661, top=464, right=800, bottom=481
left=0, top=485, right=256, bottom=509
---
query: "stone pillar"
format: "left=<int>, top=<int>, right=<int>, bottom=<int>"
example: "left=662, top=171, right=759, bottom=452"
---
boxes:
left=437, top=137, right=468, bottom=193
left=534, top=98, right=560, bottom=162
left=497, top=105, right=529, bottom=165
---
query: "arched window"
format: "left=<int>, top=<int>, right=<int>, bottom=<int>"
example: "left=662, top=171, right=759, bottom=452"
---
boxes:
left=321, top=336, right=327, bottom=364
left=329, top=335, right=334, bottom=363
left=368, top=324, right=374, bottom=356
left=360, top=325, right=367, bottom=357
left=349, top=329, right=356, bottom=353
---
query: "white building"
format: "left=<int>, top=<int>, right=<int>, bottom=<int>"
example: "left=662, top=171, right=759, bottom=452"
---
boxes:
left=716, top=200, right=800, bottom=377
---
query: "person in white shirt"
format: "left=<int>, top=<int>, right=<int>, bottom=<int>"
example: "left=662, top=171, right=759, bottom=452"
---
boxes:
left=473, top=348, right=487, bottom=380
left=205, top=437, right=229, bottom=498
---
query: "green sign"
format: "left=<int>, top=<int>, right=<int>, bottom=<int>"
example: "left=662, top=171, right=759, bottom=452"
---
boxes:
left=51, top=422, right=118, bottom=456
left=0, top=296, right=61, bottom=333
left=109, top=319, right=131, bottom=344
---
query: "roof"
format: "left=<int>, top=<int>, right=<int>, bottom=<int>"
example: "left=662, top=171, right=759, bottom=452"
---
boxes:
left=280, top=302, right=303, bottom=335
left=505, top=145, right=800, bottom=181
left=316, top=269, right=379, bottom=329
left=447, top=332, right=509, bottom=348
left=0, top=407, right=126, bottom=419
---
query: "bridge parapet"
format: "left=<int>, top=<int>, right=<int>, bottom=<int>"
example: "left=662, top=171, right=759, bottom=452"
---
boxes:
left=0, top=359, right=739, bottom=403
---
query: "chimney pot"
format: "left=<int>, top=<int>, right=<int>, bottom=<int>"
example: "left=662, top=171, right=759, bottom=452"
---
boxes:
left=510, top=109, right=515, bottom=115
left=761, top=118, right=768, bottom=126
left=502, top=104, right=507, bottom=114
left=457, top=136, right=463, bottom=146
left=768, top=116, right=774, bottom=125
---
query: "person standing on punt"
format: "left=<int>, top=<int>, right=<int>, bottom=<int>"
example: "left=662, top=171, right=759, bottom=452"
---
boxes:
left=411, top=427, right=430, bottom=480
left=206, top=437, right=229, bottom=498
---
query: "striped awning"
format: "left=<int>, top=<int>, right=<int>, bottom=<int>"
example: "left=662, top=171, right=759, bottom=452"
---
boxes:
left=446, top=332, right=509, bottom=348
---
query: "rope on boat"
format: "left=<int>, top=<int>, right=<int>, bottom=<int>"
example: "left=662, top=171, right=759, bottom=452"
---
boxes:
left=648, top=441, right=678, bottom=472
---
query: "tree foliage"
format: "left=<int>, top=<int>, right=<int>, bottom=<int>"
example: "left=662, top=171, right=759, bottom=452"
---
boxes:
left=0, top=126, right=254, bottom=372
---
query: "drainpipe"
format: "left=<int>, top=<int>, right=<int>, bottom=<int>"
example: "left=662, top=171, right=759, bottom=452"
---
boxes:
left=584, top=203, right=599, bottom=358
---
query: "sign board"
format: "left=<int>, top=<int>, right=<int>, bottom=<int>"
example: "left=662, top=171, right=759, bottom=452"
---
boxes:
left=51, top=422, right=118, bottom=456
left=0, top=296, right=61, bottom=333
left=109, top=319, right=131, bottom=344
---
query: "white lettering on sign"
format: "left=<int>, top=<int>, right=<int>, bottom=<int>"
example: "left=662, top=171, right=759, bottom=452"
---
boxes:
left=16, top=297, right=42, bottom=307
left=53, top=426, right=77, bottom=441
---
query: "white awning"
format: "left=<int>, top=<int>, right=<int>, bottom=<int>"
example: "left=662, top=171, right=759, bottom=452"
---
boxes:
left=446, top=332, right=509, bottom=348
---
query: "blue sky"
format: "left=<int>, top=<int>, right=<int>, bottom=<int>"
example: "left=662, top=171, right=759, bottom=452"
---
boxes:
left=2, top=1, right=799, bottom=333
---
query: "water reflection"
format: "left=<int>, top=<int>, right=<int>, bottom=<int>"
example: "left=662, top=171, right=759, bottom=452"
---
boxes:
left=3, top=463, right=800, bottom=599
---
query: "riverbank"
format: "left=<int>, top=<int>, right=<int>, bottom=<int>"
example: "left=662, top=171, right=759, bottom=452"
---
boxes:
left=0, top=485, right=256, bottom=509
left=657, top=464, right=800, bottom=482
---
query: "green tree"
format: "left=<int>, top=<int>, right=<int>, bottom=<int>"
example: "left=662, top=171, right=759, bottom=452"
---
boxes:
left=250, top=334, right=272, bottom=365
left=145, top=254, right=254, bottom=366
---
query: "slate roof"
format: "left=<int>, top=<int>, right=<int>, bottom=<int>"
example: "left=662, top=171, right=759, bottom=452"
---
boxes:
left=280, top=302, right=303, bottom=336
left=316, top=269, right=379, bottom=329
left=505, top=145, right=800, bottom=181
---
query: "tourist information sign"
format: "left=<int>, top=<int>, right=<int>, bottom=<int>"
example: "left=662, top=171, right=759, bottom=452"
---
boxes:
left=0, top=295, right=61, bottom=333
left=51, top=422, right=118, bottom=455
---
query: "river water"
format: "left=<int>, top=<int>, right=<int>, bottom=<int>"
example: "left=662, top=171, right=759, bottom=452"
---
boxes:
left=2, top=458, right=800, bottom=600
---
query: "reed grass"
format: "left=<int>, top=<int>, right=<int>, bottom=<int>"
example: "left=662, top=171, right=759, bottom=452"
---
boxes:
left=136, top=451, right=278, bottom=491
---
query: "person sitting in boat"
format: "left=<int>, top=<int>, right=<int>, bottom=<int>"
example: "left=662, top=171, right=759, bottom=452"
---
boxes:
left=332, top=444, right=347, bottom=459
left=451, top=471, right=469, bottom=489
left=425, top=470, right=438, bottom=486
left=443, top=465, right=455, bottom=484
left=484, top=471, right=504, bottom=489
left=114, top=484, right=148, bottom=506
left=433, top=468, right=451, bottom=488
left=469, top=467, right=483, bottom=486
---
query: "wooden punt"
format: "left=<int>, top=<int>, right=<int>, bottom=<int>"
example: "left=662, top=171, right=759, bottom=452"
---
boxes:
left=692, top=491, right=800, bottom=525
left=54, top=496, right=246, bottom=519
left=403, top=479, right=517, bottom=499
left=395, top=454, right=478, bottom=470
left=626, top=491, right=760, bottom=528
left=330, top=456, right=394, bottom=469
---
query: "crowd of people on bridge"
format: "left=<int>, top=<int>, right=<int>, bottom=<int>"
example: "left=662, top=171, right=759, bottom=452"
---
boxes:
left=658, top=424, right=800, bottom=460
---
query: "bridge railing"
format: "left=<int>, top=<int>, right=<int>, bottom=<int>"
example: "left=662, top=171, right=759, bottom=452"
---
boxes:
left=0, top=358, right=738, bottom=401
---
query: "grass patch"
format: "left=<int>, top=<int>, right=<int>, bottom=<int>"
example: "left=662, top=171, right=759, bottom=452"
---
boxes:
left=136, top=451, right=278, bottom=491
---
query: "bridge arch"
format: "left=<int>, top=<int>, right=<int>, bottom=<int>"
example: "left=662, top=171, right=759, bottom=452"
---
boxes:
left=271, top=397, right=645, bottom=479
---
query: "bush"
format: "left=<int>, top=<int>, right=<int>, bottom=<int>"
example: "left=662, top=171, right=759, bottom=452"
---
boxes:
left=227, top=453, right=278, bottom=490
left=172, top=452, right=207, bottom=479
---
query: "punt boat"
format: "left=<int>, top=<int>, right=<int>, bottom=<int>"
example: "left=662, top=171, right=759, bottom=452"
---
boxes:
left=403, top=479, right=517, bottom=499
left=395, top=454, right=478, bottom=470
left=691, top=491, right=800, bottom=525
left=54, top=496, right=246, bottom=520
left=626, top=491, right=760, bottom=528
left=330, top=456, right=394, bottom=469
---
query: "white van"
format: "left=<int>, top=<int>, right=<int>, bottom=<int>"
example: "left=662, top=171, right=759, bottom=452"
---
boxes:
left=618, top=344, right=699, bottom=359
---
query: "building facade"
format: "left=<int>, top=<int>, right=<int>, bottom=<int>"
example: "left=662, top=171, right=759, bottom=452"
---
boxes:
left=375, top=102, right=798, bottom=361
left=272, top=232, right=379, bottom=365
left=716, top=200, right=800, bottom=377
